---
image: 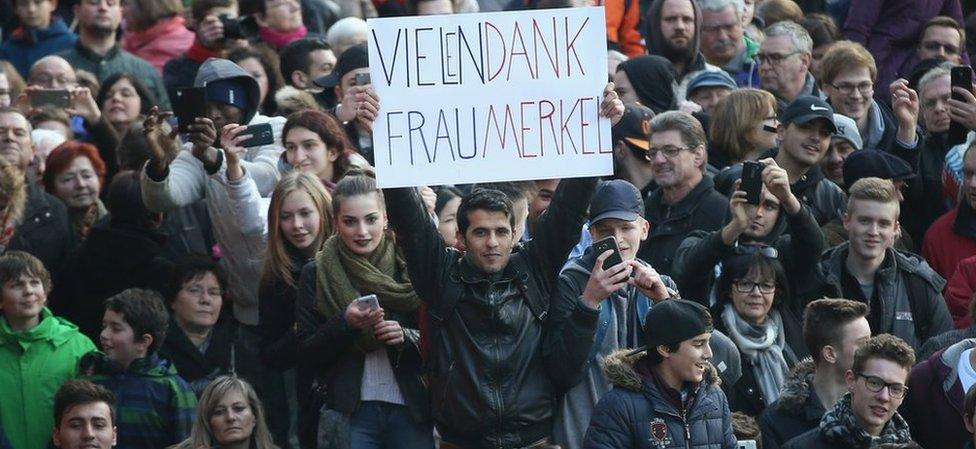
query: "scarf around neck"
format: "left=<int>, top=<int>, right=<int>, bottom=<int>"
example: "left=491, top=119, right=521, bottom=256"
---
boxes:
left=314, top=231, right=420, bottom=352
left=722, top=304, right=792, bottom=405
left=820, top=393, right=913, bottom=448
left=259, top=25, right=308, bottom=50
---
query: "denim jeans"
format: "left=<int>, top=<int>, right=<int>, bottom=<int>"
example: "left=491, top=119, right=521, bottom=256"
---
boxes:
left=349, top=401, right=434, bottom=449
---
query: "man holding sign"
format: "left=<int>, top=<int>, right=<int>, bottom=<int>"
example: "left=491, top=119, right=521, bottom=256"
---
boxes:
left=384, top=87, right=621, bottom=449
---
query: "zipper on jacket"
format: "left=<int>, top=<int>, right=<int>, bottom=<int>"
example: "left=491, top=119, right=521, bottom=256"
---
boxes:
left=682, top=405, right=691, bottom=449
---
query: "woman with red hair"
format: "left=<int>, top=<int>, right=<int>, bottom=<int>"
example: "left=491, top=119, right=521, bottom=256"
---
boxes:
left=42, top=141, right=107, bottom=240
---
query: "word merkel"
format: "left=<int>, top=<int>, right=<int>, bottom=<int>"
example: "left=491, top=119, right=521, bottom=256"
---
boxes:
left=370, top=16, right=591, bottom=87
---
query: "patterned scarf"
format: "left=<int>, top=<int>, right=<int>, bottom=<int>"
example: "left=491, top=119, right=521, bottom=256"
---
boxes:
left=820, top=393, right=913, bottom=448
left=721, top=305, right=793, bottom=405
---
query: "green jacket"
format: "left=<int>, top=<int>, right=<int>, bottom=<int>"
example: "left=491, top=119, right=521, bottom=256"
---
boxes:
left=0, top=308, right=96, bottom=449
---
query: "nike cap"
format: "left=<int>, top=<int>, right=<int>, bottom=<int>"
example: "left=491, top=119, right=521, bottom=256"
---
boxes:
left=779, top=96, right=837, bottom=133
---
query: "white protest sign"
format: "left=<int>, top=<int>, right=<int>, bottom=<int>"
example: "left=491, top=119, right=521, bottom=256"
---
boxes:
left=367, top=7, right=612, bottom=188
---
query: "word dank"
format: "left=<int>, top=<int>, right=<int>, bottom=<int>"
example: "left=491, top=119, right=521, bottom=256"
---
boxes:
left=383, top=96, right=610, bottom=166
left=370, top=15, right=593, bottom=87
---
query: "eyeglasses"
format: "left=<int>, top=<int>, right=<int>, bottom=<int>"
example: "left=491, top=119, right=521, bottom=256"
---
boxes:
left=921, top=40, right=960, bottom=55
left=733, top=280, right=776, bottom=294
left=829, top=82, right=874, bottom=96
left=756, top=50, right=801, bottom=65
left=733, top=244, right=778, bottom=258
left=855, top=372, right=908, bottom=399
left=646, top=145, right=692, bottom=159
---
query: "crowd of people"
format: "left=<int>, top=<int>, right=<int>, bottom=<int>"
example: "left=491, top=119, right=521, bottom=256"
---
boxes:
left=2, top=0, right=976, bottom=449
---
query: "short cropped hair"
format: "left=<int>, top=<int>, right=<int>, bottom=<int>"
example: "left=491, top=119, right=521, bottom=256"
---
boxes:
left=0, top=251, right=51, bottom=295
left=103, top=289, right=170, bottom=354
left=54, top=380, right=117, bottom=427
left=921, top=16, right=965, bottom=49
left=648, top=111, right=708, bottom=173
left=162, top=255, right=227, bottom=304
left=819, top=41, right=877, bottom=84
left=457, top=189, right=515, bottom=235
left=847, top=177, right=900, bottom=215
left=804, top=298, right=870, bottom=363
left=279, top=38, right=331, bottom=87
left=852, top=334, right=916, bottom=373
left=764, top=20, right=813, bottom=53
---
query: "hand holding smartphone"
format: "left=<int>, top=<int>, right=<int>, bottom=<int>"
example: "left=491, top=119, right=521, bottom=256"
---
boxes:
left=355, top=294, right=380, bottom=311
left=174, top=87, right=207, bottom=132
left=30, top=89, right=70, bottom=108
left=949, top=65, right=973, bottom=145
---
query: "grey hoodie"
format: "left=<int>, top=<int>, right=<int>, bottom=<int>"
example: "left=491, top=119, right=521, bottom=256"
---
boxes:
left=142, top=58, right=286, bottom=325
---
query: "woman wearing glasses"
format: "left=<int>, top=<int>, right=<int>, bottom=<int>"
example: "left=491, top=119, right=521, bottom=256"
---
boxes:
left=818, top=41, right=919, bottom=153
left=712, top=249, right=803, bottom=416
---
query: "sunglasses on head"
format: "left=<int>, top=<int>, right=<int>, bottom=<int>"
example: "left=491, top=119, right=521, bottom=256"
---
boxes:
left=733, top=244, right=778, bottom=258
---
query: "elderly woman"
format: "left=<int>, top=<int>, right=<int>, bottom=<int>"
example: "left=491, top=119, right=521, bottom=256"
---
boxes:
left=42, top=141, right=107, bottom=241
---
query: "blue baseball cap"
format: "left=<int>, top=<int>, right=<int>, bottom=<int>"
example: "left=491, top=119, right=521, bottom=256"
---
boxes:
left=589, top=179, right=644, bottom=224
left=686, top=70, right=737, bottom=98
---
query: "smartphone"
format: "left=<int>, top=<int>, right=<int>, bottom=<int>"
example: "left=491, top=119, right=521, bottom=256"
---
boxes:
left=239, top=123, right=274, bottom=148
left=591, top=236, right=624, bottom=271
left=174, top=87, right=208, bottom=132
left=30, top=89, right=70, bottom=108
left=741, top=161, right=764, bottom=205
left=949, top=65, right=973, bottom=146
left=355, top=294, right=380, bottom=311
left=737, top=441, right=757, bottom=449
left=355, top=72, right=371, bottom=86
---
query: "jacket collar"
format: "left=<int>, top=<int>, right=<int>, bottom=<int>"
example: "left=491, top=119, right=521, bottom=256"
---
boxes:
left=0, top=307, right=78, bottom=347
left=73, top=39, right=121, bottom=62
left=774, top=357, right=824, bottom=419
left=953, top=202, right=976, bottom=238
left=646, top=175, right=716, bottom=220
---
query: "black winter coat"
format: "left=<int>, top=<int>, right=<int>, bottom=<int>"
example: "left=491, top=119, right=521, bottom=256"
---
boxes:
left=637, top=175, right=728, bottom=277
left=51, top=222, right=172, bottom=341
left=582, top=350, right=737, bottom=449
left=159, top=316, right=239, bottom=396
left=384, top=178, right=599, bottom=449
left=10, top=183, right=73, bottom=276
left=757, top=359, right=825, bottom=449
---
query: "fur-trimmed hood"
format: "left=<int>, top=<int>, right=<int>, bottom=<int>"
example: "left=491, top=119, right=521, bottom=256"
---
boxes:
left=775, top=357, right=816, bottom=413
left=601, top=348, right=720, bottom=392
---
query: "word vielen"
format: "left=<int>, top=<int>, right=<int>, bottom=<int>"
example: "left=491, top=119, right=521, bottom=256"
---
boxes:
left=371, top=16, right=591, bottom=87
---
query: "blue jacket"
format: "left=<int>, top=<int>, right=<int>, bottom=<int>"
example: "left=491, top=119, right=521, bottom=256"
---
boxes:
left=0, top=18, right=77, bottom=77
left=583, top=350, right=737, bottom=449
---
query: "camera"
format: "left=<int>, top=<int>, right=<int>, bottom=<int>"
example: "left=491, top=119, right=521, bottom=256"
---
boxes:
left=219, top=15, right=259, bottom=40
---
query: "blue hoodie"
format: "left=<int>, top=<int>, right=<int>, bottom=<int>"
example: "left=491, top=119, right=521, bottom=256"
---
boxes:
left=0, top=17, right=77, bottom=77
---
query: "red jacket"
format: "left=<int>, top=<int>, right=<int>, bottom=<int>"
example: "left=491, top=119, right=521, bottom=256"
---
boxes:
left=923, top=208, right=976, bottom=288
left=946, top=255, right=976, bottom=328
left=903, top=340, right=975, bottom=449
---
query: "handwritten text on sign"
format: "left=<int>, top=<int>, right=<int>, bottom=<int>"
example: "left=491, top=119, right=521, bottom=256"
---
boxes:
left=368, top=7, right=611, bottom=188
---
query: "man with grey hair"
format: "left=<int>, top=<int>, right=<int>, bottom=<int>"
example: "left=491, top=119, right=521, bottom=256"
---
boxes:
left=699, top=0, right=760, bottom=87
left=759, top=20, right=820, bottom=111
left=636, top=111, right=728, bottom=277
left=0, top=108, right=71, bottom=275
left=325, top=17, right=367, bottom=58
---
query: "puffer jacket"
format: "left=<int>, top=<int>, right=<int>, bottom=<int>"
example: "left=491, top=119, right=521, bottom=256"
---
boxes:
left=903, top=338, right=976, bottom=449
left=0, top=308, right=96, bottom=449
left=384, top=178, right=598, bottom=449
left=798, top=243, right=952, bottom=350
left=10, top=183, right=74, bottom=277
left=582, top=350, right=737, bottom=449
left=714, top=150, right=846, bottom=227
left=141, top=57, right=286, bottom=326
left=552, top=250, right=743, bottom=449
left=757, top=359, right=825, bottom=449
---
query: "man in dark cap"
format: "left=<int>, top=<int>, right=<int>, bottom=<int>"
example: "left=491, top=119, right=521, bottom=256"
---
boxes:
left=552, top=180, right=742, bottom=449
left=314, top=44, right=379, bottom=163
left=685, top=69, right=738, bottom=115
left=582, top=299, right=737, bottom=449
left=612, top=104, right=657, bottom=196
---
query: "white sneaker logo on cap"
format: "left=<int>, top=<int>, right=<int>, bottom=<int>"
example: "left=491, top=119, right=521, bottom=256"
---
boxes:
left=810, top=104, right=829, bottom=112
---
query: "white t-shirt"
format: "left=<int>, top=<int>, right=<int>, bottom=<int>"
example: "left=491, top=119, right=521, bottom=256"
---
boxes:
left=957, top=348, right=976, bottom=395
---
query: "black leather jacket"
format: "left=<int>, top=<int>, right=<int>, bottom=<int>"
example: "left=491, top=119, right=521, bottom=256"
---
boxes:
left=384, top=178, right=599, bottom=449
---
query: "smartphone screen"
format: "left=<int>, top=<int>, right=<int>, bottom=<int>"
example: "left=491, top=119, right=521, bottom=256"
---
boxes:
left=30, top=89, right=70, bottom=108
left=355, top=294, right=379, bottom=311
left=949, top=66, right=973, bottom=145
left=741, top=161, right=764, bottom=205
left=592, top=236, right=624, bottom=271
